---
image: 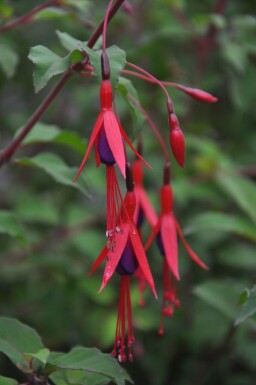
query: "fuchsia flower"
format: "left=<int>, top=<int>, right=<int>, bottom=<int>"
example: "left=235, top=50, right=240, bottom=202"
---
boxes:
left=89, top=165, right=156, bottom=362
left=73, top=79, right=148, bottom=181
left=145, top=163, right=208, bottom=333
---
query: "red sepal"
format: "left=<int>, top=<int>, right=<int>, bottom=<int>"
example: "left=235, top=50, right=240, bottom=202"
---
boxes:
left=73, top=112, right=104, bottom=181
left=129, top=223, right=157, bottom=298
left=161, top=214, right=179, bottom=281
left=104, top=110, right=126, bottom=178
left=174, top=216, right=209, bottom=270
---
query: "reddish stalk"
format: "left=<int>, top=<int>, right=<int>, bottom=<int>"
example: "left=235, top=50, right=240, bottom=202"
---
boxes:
left=102, top=0, right=116, bottom=52
left=87, top=0, right=126, bottom=49
left=122, top=69, right=217, bottom=103
left=0, top=0, right=61, bottom=34
left=126, top=61, right=171, bottom=102
left=0, top=0, right=126, bottom=167
left=128, top=94, right=170, bottom=162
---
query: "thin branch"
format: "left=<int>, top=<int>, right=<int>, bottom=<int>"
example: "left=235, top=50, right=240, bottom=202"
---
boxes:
left=0, top=69, right=73, bottom=166
left=0, top=0, right=61, bottom=34
left=87, top=0, right=126, bottom=48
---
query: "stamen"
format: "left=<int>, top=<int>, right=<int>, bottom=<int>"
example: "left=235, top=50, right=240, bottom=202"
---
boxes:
left=112, top=276, right=135, bottom=362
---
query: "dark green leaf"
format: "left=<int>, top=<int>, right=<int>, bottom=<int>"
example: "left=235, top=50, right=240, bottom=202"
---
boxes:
left=235, top=287, right=256, bottom=325
left=0, top=210, right=27, bottom=245
left=18, top=122, right=61, bottom=144
left=33, top=7, right=67, bottom=20
left=17, top=122, right=85, bottom=155
left=185, top=211, right=256, bottom=242
left=47, top=346, right=132, bottom=385
left=193, top=280, right=242, bottom=320
left=61, top=0, right=90, bottom=13
left=56, top=30, right=87, bottom=52
left=0, top=317, right=44, bottom=369
left=28, top=45, right=70, bottom=92
left=0, top=42, right=19, bottom=78
left=218, top=244, right=256, bottom=270
left=15, top=153, right=89, bottom=196
left=0, top=376, right=18, bottom=385
left=216, top=172, right=256, bottom=224
left=51, top=369, right=110, bottom=385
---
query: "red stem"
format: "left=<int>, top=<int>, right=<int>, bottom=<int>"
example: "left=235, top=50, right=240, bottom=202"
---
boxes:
left=126, top=61, right=170, bottom=101
left=0, top=0, right=61, bottom=34
left=102, top=0, right=116, bottom=52
left=0, top=0, right=125, bottom=167
left=87, top=0, right=126, bottom=49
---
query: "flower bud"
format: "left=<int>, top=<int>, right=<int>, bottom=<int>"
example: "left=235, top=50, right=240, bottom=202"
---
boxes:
left=169, top=127, right=185, bottom=168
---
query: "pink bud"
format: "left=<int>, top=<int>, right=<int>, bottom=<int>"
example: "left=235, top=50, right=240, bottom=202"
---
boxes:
left=176, top=85, right=218, bottom=103
left=170, top=128, right=185, bottom=168
left=122, top=1, right=133, bottom=14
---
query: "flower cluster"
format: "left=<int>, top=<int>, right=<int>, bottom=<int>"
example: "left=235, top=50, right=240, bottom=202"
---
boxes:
left=73, top=3, right=216, bottom=363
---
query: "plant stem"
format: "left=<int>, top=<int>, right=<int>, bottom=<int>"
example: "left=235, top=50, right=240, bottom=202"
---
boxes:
left=0, top=0, right=125, bottom=167
left=0, top=0, right=61, bottom=34
left=87, top=0, right=126, bottom=48
left=0, top=69, right=72, bottom=166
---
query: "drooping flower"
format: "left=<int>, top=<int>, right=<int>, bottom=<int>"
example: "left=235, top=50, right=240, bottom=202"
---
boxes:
left=73, top=79, right=148, bottom=181
left=89, top=164, right=157, bottom=361
left=145, top=163, right=208, bottom=332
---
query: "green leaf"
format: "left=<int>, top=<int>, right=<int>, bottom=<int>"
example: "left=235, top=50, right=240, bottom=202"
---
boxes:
left=56, top=32, right=126, bottom=86
left=235, top=287, right=256, bottom=325
left=56, top=30, right=87, bottom=52
left=218, top=244, right=256, bottom=270
left=28, top=45, right=71, bottom=92
left=47, top=346, right=132, bottom=385
left=0, top=4, right=13, bottom=20
left=86, top=45, right=126, bottom=88
left=33, top=7, right=67, bottom=20
left=17, top=122, right=85, bottom=155
left=222, top=40, right=247, bottom=73
left=14, top=191, right=59, bottom=225
left=117, top=77, right=145, bottom=126
left=0, top=376, right=18, bottom=385
left=193, top=280, right=242, bottom=320
left=16, top=153, right=89, bottom=196
left=0, top=42, right=19, bottom=78
left=61, top=0, right=90, bottom=13
left=71, top=49, right=84, bottom=64
left=238, top=289, right=250, bottom=305
left=216, top=172, right=256, bottom=224
left=0, top=317, right=44, bottom=369
left=0, top=211, right=27, bottom=245
left=25, top=348, right=50, bottom=365
left=51, top=369, right=110, bottom=385
left=185, top=211, right=256, bottom=242
left=18, top=122, right=61, bottom=144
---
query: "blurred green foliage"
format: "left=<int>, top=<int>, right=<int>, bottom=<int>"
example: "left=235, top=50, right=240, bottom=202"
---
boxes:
left=0, top=0, right=256, bottom=384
